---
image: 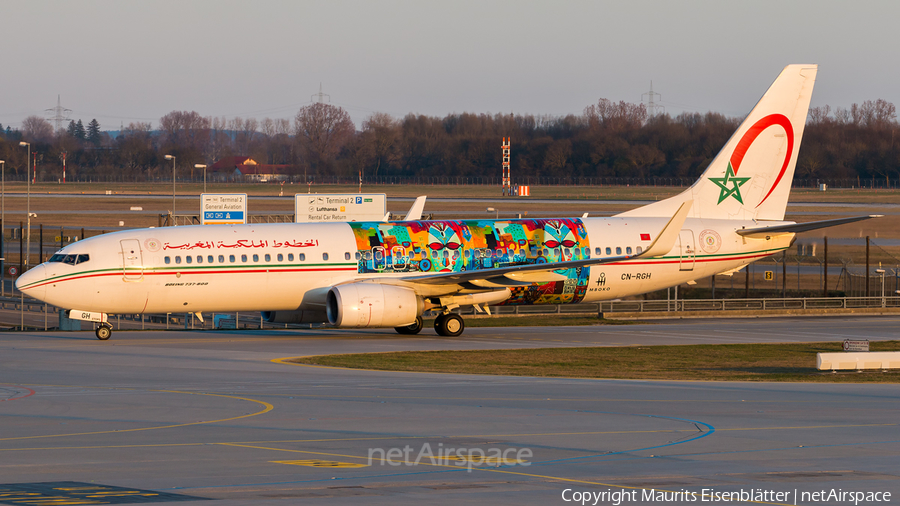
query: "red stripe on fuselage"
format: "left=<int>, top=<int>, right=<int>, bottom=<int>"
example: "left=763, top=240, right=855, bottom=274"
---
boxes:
left=20, top=266, right=359, bottom=291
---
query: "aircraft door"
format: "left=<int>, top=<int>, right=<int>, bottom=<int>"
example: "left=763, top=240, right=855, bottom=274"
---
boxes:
left=373, top=247, right=386, bottom=271
left=121, top=239, right=144, bottom=281
left=678, top=230, right=695, bottom=271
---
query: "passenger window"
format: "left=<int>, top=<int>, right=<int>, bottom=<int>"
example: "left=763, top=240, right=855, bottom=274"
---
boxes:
left=164, top=256, right=171, bottom=264
left=175, top=256, right=181, bottom=264
left=277, top=253, right=283, bottom=261
left=595, top=247, right=601, bottom=256
left=355, top=252, right=361, bottom=260
left=606, top=247, right=612, bottom=255
left=218, top=255, right=225, bottom=263
left=299, top=253, right=306, bottom=261
left=197, top=256, right=203, bottom=264
left=207, top=255, right=213, bottom=263
left=241, top=254, right=248, bottom=262
left=264, top=254, right=271, bottom=262
left=344, top=252, right=351, bottom=261
left=229, top=255, right=235, bottom=263
left=252, top=254, right=259, bottom=262
left=636, top=246, right=643, bottom=254
left=626, top=247, right=632, bottom=255
left=323, top=253, right=329, bottom=261
left=453, top=250, right=460, bottom=260
left=616, top=247, right=622, bottom=255
left=289, top=253, right=295, bottom=261
left=186, top=256, right=192, bottom=264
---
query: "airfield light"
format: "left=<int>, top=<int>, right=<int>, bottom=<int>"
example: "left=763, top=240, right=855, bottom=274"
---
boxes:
left=165, top=155, right=176, bottom=223
left=195, top=164, right=207, bottom=194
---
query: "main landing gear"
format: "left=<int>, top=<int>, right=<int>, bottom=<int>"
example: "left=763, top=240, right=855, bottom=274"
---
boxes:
left=393, top=314, right=466, bottom=337
left=95, top=324, right=113, bottom=340
left=394, top=316, right=424, bottom=335
left=434, top=313, right=465, bottom=337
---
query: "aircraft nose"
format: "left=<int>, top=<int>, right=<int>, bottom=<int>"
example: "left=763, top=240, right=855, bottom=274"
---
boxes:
left=16, top=264, right=47, bottom=301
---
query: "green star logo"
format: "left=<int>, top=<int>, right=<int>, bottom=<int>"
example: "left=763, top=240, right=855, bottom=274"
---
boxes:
left=708, top=162, right=750, bottom=204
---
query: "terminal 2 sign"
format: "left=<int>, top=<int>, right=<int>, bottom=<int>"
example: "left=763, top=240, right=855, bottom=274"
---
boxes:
left=201, top=194, right=247, bottom=225
left=296, top=194, right=386, bottom=223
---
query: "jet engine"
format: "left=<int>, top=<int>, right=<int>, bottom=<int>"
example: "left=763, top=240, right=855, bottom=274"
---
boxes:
left=261, top=310, right=327, bottom=324
left=326, top=283, right=423, bottom=328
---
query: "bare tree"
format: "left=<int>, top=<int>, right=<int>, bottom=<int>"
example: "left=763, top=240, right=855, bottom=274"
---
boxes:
left=294, top=103, right=355, bottom=177
left=22, top=115, right=55, bottom=144
left=362, top=112, right=399, bottom=178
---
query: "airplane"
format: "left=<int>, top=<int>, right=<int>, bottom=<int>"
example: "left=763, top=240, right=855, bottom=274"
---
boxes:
left=16, top=64, right=879, bottom=340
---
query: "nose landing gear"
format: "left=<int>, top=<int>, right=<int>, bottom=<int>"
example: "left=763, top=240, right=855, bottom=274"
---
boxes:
left=65, top=309, right=113, bottom=340
left=95, top=324, right=113, bottom=340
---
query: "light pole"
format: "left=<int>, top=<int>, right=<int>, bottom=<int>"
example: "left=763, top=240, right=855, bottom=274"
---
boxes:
left=19, top=142, right=31, bottom=271
left=195, top=164, right=207, bottom=194
left=0, top=159, right=4, bottom=296
left=876, top=268, right=886, bottom=307
left=165, top=155, right=176, bottom=224
left=486, top=207, right=499, bottom=219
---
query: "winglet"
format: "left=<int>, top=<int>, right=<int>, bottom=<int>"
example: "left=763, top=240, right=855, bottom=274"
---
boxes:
left=404, top=196, right=427, bottom=221
left=636, top=200, right=692, bottom=258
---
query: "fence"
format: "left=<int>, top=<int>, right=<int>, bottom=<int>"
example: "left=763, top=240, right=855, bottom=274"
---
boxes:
left=9, top=174, right=899, bottom=189
left=4, top=295, right=900, bottom=332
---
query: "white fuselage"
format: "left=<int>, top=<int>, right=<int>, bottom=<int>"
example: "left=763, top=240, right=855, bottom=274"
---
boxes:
left=17, top=217, right=792, bottom=316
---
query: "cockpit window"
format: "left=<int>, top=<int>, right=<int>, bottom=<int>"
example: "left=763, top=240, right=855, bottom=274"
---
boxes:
left=49, top=253, right=89, bottom=265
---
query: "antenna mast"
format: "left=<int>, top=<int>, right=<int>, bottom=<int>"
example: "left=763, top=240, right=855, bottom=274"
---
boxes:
left=501, top=137, right=511, bottom=196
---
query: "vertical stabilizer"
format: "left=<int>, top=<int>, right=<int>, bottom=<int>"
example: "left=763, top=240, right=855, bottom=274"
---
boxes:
left=619, top=64, right=817, bottom=221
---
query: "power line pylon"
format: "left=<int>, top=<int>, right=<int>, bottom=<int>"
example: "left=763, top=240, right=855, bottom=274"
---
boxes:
left=45, top=95, right=73, bottom=132
left=311, top=83, right=330, bottom=104
left=642, top=81, right=665, bottom=118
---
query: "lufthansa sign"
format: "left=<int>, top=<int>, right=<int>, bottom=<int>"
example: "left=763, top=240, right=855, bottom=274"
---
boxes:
left=296, top=193, right=386, bottom=223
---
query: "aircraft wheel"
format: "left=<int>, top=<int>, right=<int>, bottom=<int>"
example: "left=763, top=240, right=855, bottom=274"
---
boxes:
left=395, top=316, right=424, bottom=335
left=435, top=313, right=464, bottom=337
left=95, top=324, right=112, bottom=340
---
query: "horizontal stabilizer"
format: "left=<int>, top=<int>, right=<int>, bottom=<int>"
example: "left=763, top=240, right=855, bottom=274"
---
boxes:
left=736, top=215, right=882, bottom=238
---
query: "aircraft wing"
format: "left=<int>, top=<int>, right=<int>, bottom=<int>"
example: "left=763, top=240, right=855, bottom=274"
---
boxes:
left=400, top=201, right=692, bottom=287
left=736, top=215, right=882, bottom=238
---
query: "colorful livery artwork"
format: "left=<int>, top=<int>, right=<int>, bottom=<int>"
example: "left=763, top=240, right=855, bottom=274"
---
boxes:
left=349, top=219, right=592, bottom=305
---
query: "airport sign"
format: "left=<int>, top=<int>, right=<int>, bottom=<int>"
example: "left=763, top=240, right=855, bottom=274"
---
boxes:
left=296, top=193, right=386, bottom=223
left=201, top=194, right=247, bottom=225
left=842, top=339, right=869, bottom=352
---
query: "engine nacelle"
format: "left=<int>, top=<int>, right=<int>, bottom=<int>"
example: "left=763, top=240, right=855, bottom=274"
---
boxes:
left=261, top=310, right=327, bottom=324
left=326, top=283, right=423, bottom=328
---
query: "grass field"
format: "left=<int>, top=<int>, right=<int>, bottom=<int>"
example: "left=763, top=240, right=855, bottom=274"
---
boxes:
left=294, top=341, right=900, bottom=383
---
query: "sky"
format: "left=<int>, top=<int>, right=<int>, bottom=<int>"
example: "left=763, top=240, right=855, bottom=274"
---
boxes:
left=3, top=0, right=899, bottom=131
